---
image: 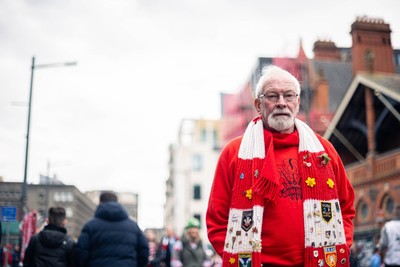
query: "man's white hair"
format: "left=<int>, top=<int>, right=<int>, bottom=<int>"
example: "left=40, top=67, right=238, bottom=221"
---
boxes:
left=255, top=65, right=301, bottom=97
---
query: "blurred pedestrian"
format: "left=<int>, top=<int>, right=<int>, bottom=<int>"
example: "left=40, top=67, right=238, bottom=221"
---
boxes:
left=370, top=246, right=381, bottom=267
left=146, top=230, right=158, bottom=267
left=23, top=207, right=75, bottom=267
left=74, top=191, right=149, bottom=267
left=349, top=244, right=359, bottom=267
left=11, top=244, right=21, bottom=267
left=171, top=218, right=210, bottom=267
left=152, top=226, right=178, bottom=267
left=2, top=244, right=12, bottom=267
left=379, top=204, right=400, bottom=267
left=206, top=65, right=355, bottom=266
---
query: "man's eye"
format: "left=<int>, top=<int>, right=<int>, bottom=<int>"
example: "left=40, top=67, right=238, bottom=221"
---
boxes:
left=267, top=95, right=278, bottom=100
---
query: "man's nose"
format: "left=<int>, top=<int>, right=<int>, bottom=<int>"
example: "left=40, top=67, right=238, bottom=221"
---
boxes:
left=276, top=94, right=287, bottom=105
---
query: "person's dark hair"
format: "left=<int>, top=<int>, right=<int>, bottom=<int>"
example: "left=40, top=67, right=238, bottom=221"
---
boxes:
left=48, top=207, right=66, bottom=227
left=100, top=191, right=118, bottom=203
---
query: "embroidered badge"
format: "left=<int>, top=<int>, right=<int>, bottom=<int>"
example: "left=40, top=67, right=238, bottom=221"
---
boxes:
left=313, top=250, right=319, bottom=257
left=241, top=210, right=253, bottom=232
left=245, top=189, right=252, bottom=199
left=238, top=253, right=252, bottom=267
left=305, top=177, right=316, bottom=187
left=321, top=202, right=333, bottom=223
left=324, top=246, right=337, bottom=267
left=303, top=161, right=311, bottom=167
left=232, top=212, right=239, bottom=222
left=327, top=178, right=335, bottom=188
left=240, top=173, right=245, bottom=179
left=229, top=257, right=235, bottom=264
left=318, top=153, right=331, bottom=166
left=325, top=230, right=331, bottom=239
left=250, top=238, right=262, bottom=251
left=231, top=236, right=236, bottom=249
left=335, top=202, right=340, bottom=212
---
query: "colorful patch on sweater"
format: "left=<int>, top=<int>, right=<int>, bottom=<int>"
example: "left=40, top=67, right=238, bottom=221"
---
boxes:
left=224, top=207, right=263, bottom=253
left=303, top=199, right=346, bottom=248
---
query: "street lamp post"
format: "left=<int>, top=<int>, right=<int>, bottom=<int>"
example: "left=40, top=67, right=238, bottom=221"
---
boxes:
left=21, top=56, right=77, bottom=217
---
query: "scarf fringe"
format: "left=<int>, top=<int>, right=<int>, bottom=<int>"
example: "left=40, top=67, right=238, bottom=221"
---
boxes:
left=252, top=177, right=279, bottom=202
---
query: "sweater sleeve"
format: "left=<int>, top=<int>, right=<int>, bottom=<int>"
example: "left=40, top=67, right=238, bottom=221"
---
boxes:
left=206, top=137, right=241, bottom=256
left=320, top=137, right=356, bottom=248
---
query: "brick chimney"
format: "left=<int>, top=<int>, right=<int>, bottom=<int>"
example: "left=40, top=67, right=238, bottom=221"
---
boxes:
left=313, top=40, right=341, bottom=61
left=350, top=16, right=395, bottom=74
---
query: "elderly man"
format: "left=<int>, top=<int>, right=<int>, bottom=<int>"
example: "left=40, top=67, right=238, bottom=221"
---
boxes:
left=206, top=65, right=355, bottom=267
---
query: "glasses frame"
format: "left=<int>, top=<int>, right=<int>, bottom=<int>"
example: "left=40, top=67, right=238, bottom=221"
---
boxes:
left=258, top=91, right=299, bottom=103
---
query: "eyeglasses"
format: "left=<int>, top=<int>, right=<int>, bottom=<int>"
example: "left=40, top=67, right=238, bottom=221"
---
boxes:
left=259, top=91, right=299, bottom=103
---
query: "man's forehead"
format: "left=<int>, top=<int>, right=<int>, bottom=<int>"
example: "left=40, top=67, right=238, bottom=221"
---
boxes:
left=263, top=79, right=296, bottom=90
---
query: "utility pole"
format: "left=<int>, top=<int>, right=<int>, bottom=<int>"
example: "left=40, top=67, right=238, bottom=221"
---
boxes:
left=20, top=56, right=77, bottom=218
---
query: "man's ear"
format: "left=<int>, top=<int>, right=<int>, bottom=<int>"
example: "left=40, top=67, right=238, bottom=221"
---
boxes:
left=254, top=98, right=261, bottom=114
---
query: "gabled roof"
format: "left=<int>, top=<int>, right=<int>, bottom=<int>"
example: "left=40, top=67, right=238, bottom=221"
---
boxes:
left=323, top=72, right=400, bottom=165
left=312, top=60, right=353, bottom=111
left=324, top=72, right=400, bottom=139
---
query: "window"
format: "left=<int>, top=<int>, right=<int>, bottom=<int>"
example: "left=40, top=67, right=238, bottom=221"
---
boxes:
left=65, top=207, right=73, bottom=218
left=356, top=200, right=369, bottom=224
left=193, top=184, right=201, bottom=200
left=53, top=191, right=74, bottom=202
left=361, top=202, right=368, bottom=218
left=38, top=192, right=45, bottom=204
left=382, top=195, right=394, bottom=214
left=395, top=53, right=400, bottom=66
left=192, top=154, right=202, bottom=171
left=201, top=128, right=207, bottom=143
left=213, top=130, right=218, bottom=144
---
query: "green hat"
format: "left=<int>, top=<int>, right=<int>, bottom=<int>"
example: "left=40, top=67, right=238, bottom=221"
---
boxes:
left=185, top=218, right=201, bottom=229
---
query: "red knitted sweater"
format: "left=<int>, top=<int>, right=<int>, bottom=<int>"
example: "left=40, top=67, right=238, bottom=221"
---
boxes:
left=206, top=118, right=355, bottom=267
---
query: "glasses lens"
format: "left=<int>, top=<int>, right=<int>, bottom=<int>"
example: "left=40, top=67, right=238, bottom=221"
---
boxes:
left=261, top=92, right=297, bottom=103
left=284, top=93, right=296, bottom=102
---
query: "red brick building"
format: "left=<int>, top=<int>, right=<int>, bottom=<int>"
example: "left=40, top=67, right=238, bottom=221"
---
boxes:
left=220, top=16, right=400, bottom=265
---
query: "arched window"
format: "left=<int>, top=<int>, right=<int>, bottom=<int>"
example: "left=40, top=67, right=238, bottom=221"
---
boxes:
left=356, top=200, right=369, bottom=225
left=381, top=194, right=395, bottom=215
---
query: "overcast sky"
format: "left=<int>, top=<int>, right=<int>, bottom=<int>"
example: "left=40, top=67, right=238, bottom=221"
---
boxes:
left=1, top=0, right=399, bottom=229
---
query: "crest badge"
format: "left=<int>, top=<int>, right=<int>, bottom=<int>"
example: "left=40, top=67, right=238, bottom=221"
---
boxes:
left=324, top=246, right=337, bottom=267
left=241, top=210, right=253, bottom=232
left=238, top=253, right=252, bottom=267
left=321, top=202, right=333, bottom=223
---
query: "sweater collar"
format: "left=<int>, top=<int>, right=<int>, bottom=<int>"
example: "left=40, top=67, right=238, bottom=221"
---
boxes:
left=269, top=129, right=299, bottom=149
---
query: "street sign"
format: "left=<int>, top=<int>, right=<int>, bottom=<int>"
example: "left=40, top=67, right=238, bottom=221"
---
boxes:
left=1, top=206, right=17, bottom=222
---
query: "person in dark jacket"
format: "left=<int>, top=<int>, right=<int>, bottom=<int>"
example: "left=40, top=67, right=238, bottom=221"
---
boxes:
left=11, top=244, right=21, bottom=267
left=23, top=207, right=75, bottom=267
left=74, top=191, right=149, bottom=267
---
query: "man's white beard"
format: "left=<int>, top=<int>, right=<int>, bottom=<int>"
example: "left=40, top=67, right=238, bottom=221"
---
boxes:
left=267, top=109, right=295, bottom=132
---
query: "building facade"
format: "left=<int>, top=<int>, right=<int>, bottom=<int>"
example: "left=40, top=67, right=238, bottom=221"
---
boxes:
left=0, top=181, right=96, bottom=243
left=165, top=118, right=221, bottom=242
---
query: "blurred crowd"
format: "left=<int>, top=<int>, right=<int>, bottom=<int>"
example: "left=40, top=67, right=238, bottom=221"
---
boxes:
left=1, top=193, right=398, bottom=267
left=0, top=192, right=221, bottom=267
